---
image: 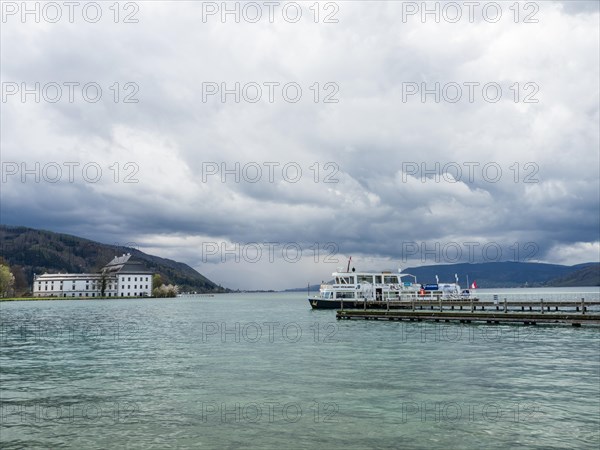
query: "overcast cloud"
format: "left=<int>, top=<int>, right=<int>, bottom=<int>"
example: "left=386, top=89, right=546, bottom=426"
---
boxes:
left=1, top=1, right=599, bottom=289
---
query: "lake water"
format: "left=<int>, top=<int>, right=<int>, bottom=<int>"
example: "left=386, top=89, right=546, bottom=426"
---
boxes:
left=1, top=289, right=599, bottom=449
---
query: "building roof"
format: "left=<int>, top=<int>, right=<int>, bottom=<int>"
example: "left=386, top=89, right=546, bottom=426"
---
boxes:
left=35, top=254, right=153, bottom=280
left=103, top=253, right=153, bottom=275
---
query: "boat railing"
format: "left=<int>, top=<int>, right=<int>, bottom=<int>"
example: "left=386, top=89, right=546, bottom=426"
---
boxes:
left=390, top=291, right=600, bottom=305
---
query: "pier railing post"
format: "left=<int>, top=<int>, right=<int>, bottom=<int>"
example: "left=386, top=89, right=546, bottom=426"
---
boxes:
left=504, top=298, right=507, bottom=313
left=341, top=299, right=344, bottom=311
left=540, top=298, right=544, bottom=314
left=581, top=298, right=585, bottom=315
left=470, top=298, right=474, bottom=313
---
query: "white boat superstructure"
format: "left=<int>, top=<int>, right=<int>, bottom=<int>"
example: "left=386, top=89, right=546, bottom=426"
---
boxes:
left=309, top=261, right=476, bottom=309
left=316, top=269, right=422, bottom=302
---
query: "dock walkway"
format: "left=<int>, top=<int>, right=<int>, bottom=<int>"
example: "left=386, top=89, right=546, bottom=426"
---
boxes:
left=336, top=300, right=600, bottom=326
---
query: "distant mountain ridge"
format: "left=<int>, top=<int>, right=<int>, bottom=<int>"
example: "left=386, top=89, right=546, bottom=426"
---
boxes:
left=402, top=262, right=599, bottom=288
left=2, top=225, right=597, bottom=293
left=546, top=264, right=600, bottom=287
left=287, top=261, right=600, bottom=291
left=0, top=225, right=227, bottom=294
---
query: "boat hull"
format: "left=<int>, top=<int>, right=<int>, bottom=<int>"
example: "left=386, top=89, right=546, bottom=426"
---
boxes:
left=308, top=297, right=478, bottom=309
left=308, top=298, right=413, bottom=310
left=309, top=298, right=345, bottom=309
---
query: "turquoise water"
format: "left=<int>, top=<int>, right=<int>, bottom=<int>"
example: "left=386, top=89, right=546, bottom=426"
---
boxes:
left=1, top=292, right=599, bottom=449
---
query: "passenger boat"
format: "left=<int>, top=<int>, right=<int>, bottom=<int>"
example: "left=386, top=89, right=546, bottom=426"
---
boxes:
left=308, top=260, right=475, bottom=309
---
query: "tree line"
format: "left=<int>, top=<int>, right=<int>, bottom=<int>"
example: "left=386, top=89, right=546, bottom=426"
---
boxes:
left=152, top=274, right=179, bottom=298
left=0, top=257, right=28, bottom=297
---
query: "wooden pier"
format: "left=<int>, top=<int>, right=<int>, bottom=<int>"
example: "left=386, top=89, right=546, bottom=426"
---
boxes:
left=336, top=299, right=600, bottom=326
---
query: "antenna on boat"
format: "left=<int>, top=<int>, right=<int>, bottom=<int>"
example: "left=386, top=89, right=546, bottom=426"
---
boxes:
left=455, top=273, right=458, bottom=284
left=346, top=256, right=352, bottom=273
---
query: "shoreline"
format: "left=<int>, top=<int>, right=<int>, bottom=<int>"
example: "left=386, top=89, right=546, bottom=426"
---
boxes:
left=0, top=296, right=163, bottom=302
left=0, top=294, right=219, bottom=302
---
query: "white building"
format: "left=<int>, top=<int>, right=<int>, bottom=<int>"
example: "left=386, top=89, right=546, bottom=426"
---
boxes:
left=33, top=254, right=153, bottom=298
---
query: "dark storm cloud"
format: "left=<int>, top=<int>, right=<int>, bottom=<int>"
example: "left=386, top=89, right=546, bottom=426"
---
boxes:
left=1, top=1, right=598, bottom=288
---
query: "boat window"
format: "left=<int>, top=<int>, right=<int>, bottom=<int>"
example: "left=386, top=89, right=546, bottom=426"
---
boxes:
left=337, top=276, right=354, bottom=284
left=384, top=275, right=398, bottom=284
left=336, top=291, right=355, bottom=299
left=357, top=275, right=373, bottom=284
left=375, top=275, right=382, bottom=284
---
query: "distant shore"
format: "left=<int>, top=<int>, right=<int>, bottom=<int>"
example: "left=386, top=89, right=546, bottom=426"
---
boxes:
left=0, top=294, right=219, bottom=302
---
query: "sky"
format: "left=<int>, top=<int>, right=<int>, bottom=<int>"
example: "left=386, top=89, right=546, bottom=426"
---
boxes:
left=1, top=1, right=599, bottom=290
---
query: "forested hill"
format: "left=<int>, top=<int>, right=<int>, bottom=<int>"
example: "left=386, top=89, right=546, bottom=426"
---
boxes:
left=0, top=225, right=228, bottom=294
left=545, top=263, right=600, bottom=287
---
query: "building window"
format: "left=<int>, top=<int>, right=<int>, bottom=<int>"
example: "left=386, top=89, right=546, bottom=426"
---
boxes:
left=135, top=277, right=137, bottom=281
left=128, top=277, right=131, bottom=281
